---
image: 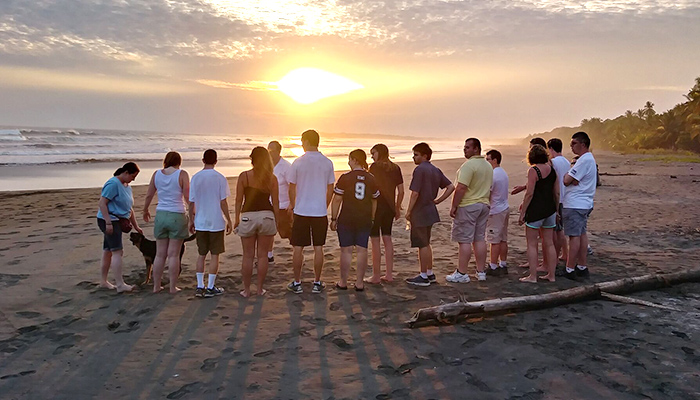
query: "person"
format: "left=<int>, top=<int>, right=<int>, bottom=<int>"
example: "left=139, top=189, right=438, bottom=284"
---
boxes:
left=562, top=132, right=597, bottom=280
left=446, top=138, right=493, bottom=283
left=286, top=129, right=335, bottom=294
left=234, top=147, right=279, bottom=297
left=96, top=162, right=142, bottom=293
left=405, top=142, right=455, bottom=286
left=484, top=149, right=509, bottom=276
left=547, top=138, right=570, bottom=263
left=143, top=151, right=190, bottom=294
left=267, top=141, right=292, bottom=263
left=330, top=149, right=380, bottom=291
left=188, top=149, right=232, bottom=298
left=365, top=144, right=404, bottom=283
left=519, top=144, right=558, bottom=283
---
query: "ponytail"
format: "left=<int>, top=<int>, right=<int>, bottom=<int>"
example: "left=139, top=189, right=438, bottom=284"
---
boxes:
left=113, top=162, right=140, bottom=176
left=349, top=149, right=368, bottom=171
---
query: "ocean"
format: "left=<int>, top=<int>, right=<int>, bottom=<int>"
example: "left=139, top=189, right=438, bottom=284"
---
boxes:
left=0, top=128, right=471, bottom=192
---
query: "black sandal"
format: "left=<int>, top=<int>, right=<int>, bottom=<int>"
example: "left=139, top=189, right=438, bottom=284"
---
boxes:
left=335, top=283, right=348, bottom=290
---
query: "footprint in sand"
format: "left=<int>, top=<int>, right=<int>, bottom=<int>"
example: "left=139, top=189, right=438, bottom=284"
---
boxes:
left=107, top=321, right=120, bottom=331
left=15, top=311, right=41, bottom=319
left=200, top=358, right=219, bottom=371
left=135, top=308, right=152, bottom=316
left=465, top=372, right=493, bottom=392
left=53, top=344, right=74, bottom=355
left=253, top=349, right=275, bottom=358
left=166, top=382, right=202, bottom=399
left=0, top=370, right=36, bottom=380
left=331, top=337, right=353, bottom=350
left=525, top=367, right=547, bottom=379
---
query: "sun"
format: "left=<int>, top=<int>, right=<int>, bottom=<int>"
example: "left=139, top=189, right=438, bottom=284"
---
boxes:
left=276, top=68, right=364, bottom=104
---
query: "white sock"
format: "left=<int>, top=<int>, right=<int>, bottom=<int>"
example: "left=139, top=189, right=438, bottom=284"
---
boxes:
left=577, top=265, right=587, bottom=270
left=489, top=263, right=499, bottom=270
left=196, top=273, right=204, bottom=288
left=426, top=269, right=433, bottom=276
left=566, top=267, right=575, bottom=273
left=499, top=261, right=507, bottom=268
left=207, top=274, right=217, bottom=289
left=420, top=272, right=428, bottom=279
left=267, top=251, right=274, bottom=258
left=313, top=281, right=321, bottom=285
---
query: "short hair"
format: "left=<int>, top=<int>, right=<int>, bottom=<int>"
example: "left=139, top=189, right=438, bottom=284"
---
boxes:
left=370, top=143, right=389, bottom=161
left=466, top=138, right=481, bottom=151
left=267, top=140, right=282, bottom=153
left=349, top=149, right=368, bottom=170
left=412, top=142, right=432, bottom=160
left=301, top=129, right=320, bottom=147
left=163, top=151, right=182, bottom=168
left=114, top=162, right=140, bottom=176
left=572, top=131, right=591, bottom=148
left=530, top=137, right=547, bottom=147
left=486, top=149, right=502, bottom=164
left=527, top=144, right=549, bottom=165
left=203, top=149, right=217, bottom=164
left=547, top=138, right=563, bottom=153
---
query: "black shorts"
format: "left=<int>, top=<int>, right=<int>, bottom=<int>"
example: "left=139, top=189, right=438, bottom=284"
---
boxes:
left=370, top=201, right=394, bottom=237
left=196, top=230, right=225, bottom=255
left=337, top=223, right=371, bottom=248
left=97, top=218, right=123, bottom=251
left=410, top=225, right=432, bottom=248
left=291, top=215, right=328, bottom=247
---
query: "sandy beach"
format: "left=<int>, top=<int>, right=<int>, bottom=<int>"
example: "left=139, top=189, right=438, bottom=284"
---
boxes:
left=1, top=146, right=699, bottom=399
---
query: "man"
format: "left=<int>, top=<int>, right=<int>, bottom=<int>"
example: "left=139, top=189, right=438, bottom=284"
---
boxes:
left=562, top=132, right=597, bottom=280
left=445, top=138, right=493, bottom=283
left=484, top=149, right=509, bottom=276
left=286, top=130, right=335, bottom=294
left=267, top=140, right=292, bottom=263
left=188, top=149, right=233, bottom=298
left=405, top=142, right=454, bottom=287
left=547, top=138, right=570, bottom=263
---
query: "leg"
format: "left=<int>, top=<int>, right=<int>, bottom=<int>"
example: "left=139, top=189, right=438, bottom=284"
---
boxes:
left=111, top=250, right=133, bottom=292
left=356, top=246, right=369, bottom=289
left=520, top=227, right=539, bottom=283
left=339, top=246, right=352, bottom=287
left=166, top=239, right=184, bottom=293
left=457, top=242, right=472, bottom=274
left=209, top=253, right=220, bottom=275
left=541, top=229, right=557, bottom=281
left=313, top=245, right=324, bottom=282
left=381, top=235, right=394, bottom=281
left=292, top=246, right=304, bottom=282
left=367, top=236, right=382, bottom=283
left=152, top=238, right=169, bottom=293
left=578, top=232, right=589, bottom=266
left=499, top=241, right=508, bottom=263
left=240, top=236, right=256, bottom=297
left=567, top=235, right=581, bottom=269
left=100, top=250, right=116, bottom=289
left=537, top=228, right=547, bottom=271
left=418, top=245, right=433, bottom=273
left=489, top=242, right=500, bottom=265
left=473, top=241, right=487, bottom=273
left=256, top=235, right=275, bottom=295
left=558, top=230, right=569, bottom=261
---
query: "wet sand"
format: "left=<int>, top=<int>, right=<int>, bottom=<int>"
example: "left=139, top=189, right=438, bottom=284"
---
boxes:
left=0, top=146, right=699, bottom=399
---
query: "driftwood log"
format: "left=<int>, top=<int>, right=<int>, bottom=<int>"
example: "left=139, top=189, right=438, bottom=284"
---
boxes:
left=407, top=269, right=700, bottom=328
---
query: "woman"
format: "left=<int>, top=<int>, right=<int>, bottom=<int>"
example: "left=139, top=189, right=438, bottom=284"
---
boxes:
left=519, top=144, right=559, bottom=283
left=234, top=146, right=279, bottom=297
left=365, top=144, right=404, bottom=283
left=330, top=149, right=379, bottom=291
left=143, top=151, right=190, bottom=294
left=96, top=162, right=143, bottom=292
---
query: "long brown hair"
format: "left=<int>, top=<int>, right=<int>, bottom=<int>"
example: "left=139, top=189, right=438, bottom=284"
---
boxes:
left=350, top=149, right=368, bottom=170
left=250, top=146, right=274, bottom=187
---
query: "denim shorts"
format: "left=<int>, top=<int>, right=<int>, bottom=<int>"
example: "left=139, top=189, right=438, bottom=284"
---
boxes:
left=97, top=218, right=123, bottom=251
left=337, top=223, right=371, bottom=248
left=562, top=208, right=592, bottom=236
left=525, top=212, right=557, bottom=229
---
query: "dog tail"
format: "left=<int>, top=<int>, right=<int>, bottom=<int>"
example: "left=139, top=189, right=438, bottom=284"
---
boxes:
left=184, top=233, right=197, bottom=242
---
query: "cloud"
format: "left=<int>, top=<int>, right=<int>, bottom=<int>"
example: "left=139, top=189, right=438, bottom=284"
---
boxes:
left=196, top=79, right=277, bottom=91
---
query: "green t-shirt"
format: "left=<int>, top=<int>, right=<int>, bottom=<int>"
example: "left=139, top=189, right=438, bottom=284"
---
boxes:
left=456, top=156, right=493, bottom=207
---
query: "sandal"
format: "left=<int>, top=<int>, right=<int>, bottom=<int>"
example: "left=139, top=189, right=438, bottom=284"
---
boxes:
left=335, top=283, right=348, bottom=290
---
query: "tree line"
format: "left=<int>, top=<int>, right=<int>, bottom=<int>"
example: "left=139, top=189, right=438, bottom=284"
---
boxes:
left=527, top=77, right=700, bottom=153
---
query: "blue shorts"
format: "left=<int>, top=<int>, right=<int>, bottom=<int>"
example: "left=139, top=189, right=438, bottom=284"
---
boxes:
left=337, top=224, right=371, bottom=248
left=97, top=218, right=123, bottom=251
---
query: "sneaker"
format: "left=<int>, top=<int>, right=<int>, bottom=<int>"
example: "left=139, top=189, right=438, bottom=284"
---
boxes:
left=287, top=281, right=303, bottom=294
left=564, top=270, right=579, bottom=281
left=406, top=274, right=431, bottom=286
left=204, top=287, right=225, bottom=298
left=486, top=267, right=502, bottom=277
left=576, top=267, right=590, bottom=279
left=268, top=256, right=275, bottom=263
left=194, top=287, right=205, bottom=298
left=587, top=245, right=593, bottom=255
left=476, top=271, right=487, bottom=281
left=445, top=270, right=470, bottom=283
left=312, top=281, right=326, bottom=294
left=427, top=273, right=437, bottom=283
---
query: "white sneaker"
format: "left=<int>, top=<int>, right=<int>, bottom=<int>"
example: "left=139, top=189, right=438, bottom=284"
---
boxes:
left=445, top=270, right=471, bottom=283
left=477, top=271, right=487, bottom=281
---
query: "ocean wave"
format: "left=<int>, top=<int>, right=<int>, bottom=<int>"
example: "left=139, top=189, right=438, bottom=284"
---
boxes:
left=0, top=129, right=26, bottom=141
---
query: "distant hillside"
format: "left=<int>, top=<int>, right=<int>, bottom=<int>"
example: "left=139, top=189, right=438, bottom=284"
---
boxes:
left=526, top=77, right=700, bottom=153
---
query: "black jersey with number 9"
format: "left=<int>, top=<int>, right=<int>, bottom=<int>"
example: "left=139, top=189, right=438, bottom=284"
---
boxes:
left=334, top=170, right=380, bottom=228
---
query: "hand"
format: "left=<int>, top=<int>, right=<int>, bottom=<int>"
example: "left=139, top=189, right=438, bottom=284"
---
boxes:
left=330, top=220, right=338, bottom=231
left=287, top=206, right=294, bottom=218
left=405, top=212, right=411, bottom=223
left=511, top=185, right=526, bottom=195
left=225, top=221, right=233, bottom=235
left=518, top=214, right=525, bottom=226
left=188, top=221, right=195, bottom=234
left=449, top=206, right=457, bottom=219
left=135, top=225, right=143, bottom=235
left=105, top=223, right=114, bottom=235
left=143, top=209, right=151, bottom=223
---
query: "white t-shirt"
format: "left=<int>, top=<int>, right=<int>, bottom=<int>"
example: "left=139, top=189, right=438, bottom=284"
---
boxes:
left=489, top=166, right=509, bottom=215
left=273, top=157, right=292, bottom=209
left=563, top=152, right=597, bottom=209
left=189, top=168, right=230, bottom=231
left=551, top=155, right=570, bottom=205
left=288, top=151, right=335, bottom=217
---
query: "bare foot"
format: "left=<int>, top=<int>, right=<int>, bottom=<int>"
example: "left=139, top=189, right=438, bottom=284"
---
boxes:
left=559, top=256, right=567, bottom=261
left=100, top=282, right=116, bottom=290
left=257, top=289, right=267, bottom=296
left=380, top=275, right=394, bottom=282
left=116, top=283, right=134, bottom=293
left=153, top=286, right=164, bottom=293
left=169, top=287, right=182, bottom=294
left=539, top=274, right=555, bottom=282
left=536, top=266, right=548, bottom=273
left=364, top=276, right=382, bottom=284
left=518, top=261, right=529, bottom=268
left=519, top=275, right=538, bottom=283
left=239, top=289, right=250, bottom=298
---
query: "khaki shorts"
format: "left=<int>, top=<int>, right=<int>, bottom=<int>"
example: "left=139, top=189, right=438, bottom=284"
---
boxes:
left=154, top=211, right=189, bottom=240
left=486, top=208, right=509, bottom=244
left=451, top=203, right=489, bottom=244
left=277, top=210, right=292, bottom=239
left=196, top=230, right=225, bottom=255
left=237, top=210, right=276, bottom=238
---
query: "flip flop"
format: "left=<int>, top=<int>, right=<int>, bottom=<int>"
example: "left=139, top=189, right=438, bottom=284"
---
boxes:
left=335, top=283, right=348, bottom=290
left=353, top=284, right=365, bottom=292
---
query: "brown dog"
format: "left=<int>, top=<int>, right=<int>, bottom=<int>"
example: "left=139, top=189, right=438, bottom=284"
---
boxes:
left=129, top=232, right=196, bottom=285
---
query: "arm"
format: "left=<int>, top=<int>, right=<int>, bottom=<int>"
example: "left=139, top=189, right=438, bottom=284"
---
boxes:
left=180, top=170, right=190, bottom=209
left=330, top=193, right=342, bottom=231
left=142, top=171, right=157, bottom=222
left=98, top=197, right=114, bottom=235
left=326, top=184, right=334, bottom=208
left=519, top=168, right=538, bottom=225
left=221, top=198, right=233, bottom=235
left=188, top=201, right=196, bottom=234
left=371, top=198, right=377, bottom=221
left=563, top=173, right=579, bottom=186
left=270, top=175, right=279, bottom=223
left=287, top=183, right=296, bottom=217
left=395, top=184, right=405, bottom=220
left=129, top=208, right=143, bottom=235
left=435, top=183, right=455, bottom=205
left=511, top=184, right=526, bottom=195
left=234, top=172, right=245, bottom=229
left=405, top=190, right=419, bottom=223
left=449, top=182, right=467, bottom=218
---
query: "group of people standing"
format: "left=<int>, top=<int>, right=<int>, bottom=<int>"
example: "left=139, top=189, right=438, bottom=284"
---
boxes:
left=95, top=129, right=597, bottom=297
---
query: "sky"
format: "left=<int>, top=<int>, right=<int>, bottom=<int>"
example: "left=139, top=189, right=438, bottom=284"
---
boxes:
left=1, top=0, right=699, bottom=139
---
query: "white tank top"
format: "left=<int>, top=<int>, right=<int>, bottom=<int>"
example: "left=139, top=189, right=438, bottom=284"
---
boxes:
left=155, top=169, right=186, bottom=213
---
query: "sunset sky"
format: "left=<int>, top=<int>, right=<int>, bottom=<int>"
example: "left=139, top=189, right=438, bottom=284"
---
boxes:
left=1, top=1, right=699, bottom=139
